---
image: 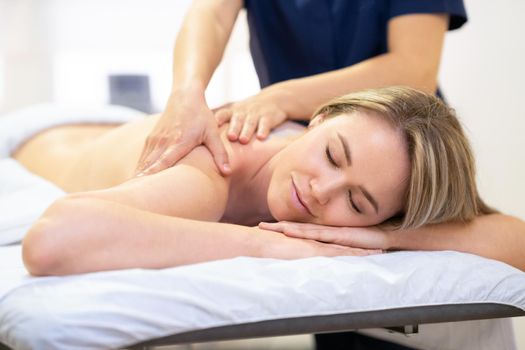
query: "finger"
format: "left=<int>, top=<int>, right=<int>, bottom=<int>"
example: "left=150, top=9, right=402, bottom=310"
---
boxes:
left=228, top=114, right=244, bottom=141
left=211, top=102, right=233, bottom=114
left=259, top=221, right=320, bottom=236
left=139, top=141, right=191, bottom=176
left=205, top=129, right=232, bottom=175
left=256, top=117, right=271, bottom=140
left=344, top=247, right=379, bottom=256
left=258, top=221, right=285, bottom=232
left=239, top=115, right=259, bottom=144
left=262, top=221, right=353, bottom=246
left=347, top=247, right=384, bottom=256
left=215, top=109, right=233, bottom=126
left=135, top=139, right=155, bottom=174
left=135, top=132, right=174, bottom=173
left=259, top=222, right=323, bottom=242
left=323, top=243, right=381, bottom=257
left=136, top=143, right=168, bottom=176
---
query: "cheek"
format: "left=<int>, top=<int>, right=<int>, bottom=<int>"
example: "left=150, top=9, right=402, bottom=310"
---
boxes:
left=266, top=179, right=284, bottom=220
left=266, top=170, right=293, bottom=221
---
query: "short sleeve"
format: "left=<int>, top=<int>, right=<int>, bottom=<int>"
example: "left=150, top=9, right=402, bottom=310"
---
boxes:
left=388, top=0, right=467, bottom=30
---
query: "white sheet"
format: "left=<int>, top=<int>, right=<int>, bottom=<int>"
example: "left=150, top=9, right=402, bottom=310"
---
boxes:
left=0, top=245, right=524, bottom=350
left=1, top=104, right=524, bottom=350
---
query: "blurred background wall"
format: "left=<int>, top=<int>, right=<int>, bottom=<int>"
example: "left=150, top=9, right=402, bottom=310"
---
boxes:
left=0, top=0, right=523, bottom=348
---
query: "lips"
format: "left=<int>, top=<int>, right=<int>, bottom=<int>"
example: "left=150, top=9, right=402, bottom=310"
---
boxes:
left=291, top=176, right=315, bottom=217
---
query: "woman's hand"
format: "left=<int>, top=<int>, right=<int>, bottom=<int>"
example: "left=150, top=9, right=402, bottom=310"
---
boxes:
left=259, top=221, right=391, bottom=251
left=135, top=90, right=231, bottom=177
left=254, top=226, right=382, bottom=259
left=214, top=84, right=302, bottom=144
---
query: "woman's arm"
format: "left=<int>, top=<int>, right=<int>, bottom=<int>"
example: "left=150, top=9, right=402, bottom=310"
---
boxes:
left=388, top=214, right=525, bottom=271
left=260, top=214, right=525, bottom=272
left=23, top=148, right=231, bottom=275
left=23, top=149, right=372, bottom=276
left=24, top=197, right=373, bottom=276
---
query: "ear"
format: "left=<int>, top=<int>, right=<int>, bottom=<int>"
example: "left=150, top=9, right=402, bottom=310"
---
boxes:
left=308, top=113, right=326, bottom=129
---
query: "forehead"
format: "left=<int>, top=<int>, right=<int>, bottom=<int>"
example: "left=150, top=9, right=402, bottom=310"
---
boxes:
left=322, top=110, right=392, bottom=132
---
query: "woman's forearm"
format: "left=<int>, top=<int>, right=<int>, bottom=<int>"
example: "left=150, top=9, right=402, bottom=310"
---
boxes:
left=22, top=197, right=264, bottom=276
left=388, top=214, right=525, bottom=271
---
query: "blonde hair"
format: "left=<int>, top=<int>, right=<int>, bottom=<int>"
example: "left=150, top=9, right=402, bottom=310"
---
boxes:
left=312, top=86, right=496, bottom=230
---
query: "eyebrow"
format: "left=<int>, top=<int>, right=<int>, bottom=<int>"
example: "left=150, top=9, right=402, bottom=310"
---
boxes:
left=359, top=186, right=379, bottom=214
left=336, top=132, right=351, bottom=165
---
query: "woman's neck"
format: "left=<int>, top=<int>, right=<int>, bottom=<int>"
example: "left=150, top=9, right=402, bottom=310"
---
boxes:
left=221, top=131, right=298, bottom=225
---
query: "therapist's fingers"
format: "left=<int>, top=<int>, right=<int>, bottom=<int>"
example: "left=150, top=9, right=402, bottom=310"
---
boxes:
left=227, top=114, right=244, bottom=141
left=138, top=142, right=193, bottom=176
left=215, top=108, right=233, bottom=126
left=135, top=137, right=167, bottom=174
left=238, top=114, right=259, bottom=144
left=204, top=127, right=232, bottom=175
left=256, top=117, right=272, bottom=140
left=135, top=145, right=152, bottom=174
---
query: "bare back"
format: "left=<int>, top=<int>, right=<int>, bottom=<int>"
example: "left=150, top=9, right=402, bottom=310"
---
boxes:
left=14, top=115, right=163, bottom=192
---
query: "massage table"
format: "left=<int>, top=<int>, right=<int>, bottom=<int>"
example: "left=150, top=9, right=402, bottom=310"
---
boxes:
left=1, top=105, right=524, bottom=350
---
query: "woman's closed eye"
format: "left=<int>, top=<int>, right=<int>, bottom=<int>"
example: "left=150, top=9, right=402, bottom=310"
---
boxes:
left=325, top=145, right=338, bottom=167
left=348, top=191, right=362, bottom=214
left=326, top=145, right=362, bottom=214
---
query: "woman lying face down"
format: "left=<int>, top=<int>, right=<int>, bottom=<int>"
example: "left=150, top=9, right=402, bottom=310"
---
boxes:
left=19, top=87, right=524, bottom=275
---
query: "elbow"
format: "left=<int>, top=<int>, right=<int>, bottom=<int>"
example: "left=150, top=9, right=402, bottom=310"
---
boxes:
left=23, top=219, right=61, bottom=276
left=409, top=64, right=438, bottom=94
left=393, top=53, right=439, bottom=93
left=22, top=199, right=75, bottom=276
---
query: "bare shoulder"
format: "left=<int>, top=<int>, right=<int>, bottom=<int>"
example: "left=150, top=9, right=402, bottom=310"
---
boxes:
left=71, top=145, right=231, bottom=222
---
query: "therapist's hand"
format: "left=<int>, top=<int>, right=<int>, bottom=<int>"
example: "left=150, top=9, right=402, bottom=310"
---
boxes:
left=215, top=85, right=298, bottom=144
left=135, top=91, right=231, bottom=177
left=258, top=221, right=391, bottom=251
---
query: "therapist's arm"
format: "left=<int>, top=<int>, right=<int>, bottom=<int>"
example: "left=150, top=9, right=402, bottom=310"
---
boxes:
left=280, top=13, right=449, bottom=117
left=136, top=0, right=243, bottom=176
left=219, top=13, right=449, bottom=142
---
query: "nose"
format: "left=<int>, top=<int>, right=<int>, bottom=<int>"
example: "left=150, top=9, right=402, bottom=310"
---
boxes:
left=310, top=175, right=347, bottom=206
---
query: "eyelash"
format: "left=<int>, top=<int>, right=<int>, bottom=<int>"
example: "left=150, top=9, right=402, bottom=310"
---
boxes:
left=348, top=191, right=361, bottom=213
left=326, top=146, right=362, bottom=214
left=325, top=146, right=338, bottom=167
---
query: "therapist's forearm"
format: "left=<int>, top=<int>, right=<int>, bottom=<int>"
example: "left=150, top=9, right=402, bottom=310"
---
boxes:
left=275, top=52, right=439, bottom=121
left=270, top=13, right=447, bottom=120
left=170, top=0, right=241, bottom=95
left=388, top=214, right=525, bottom=271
